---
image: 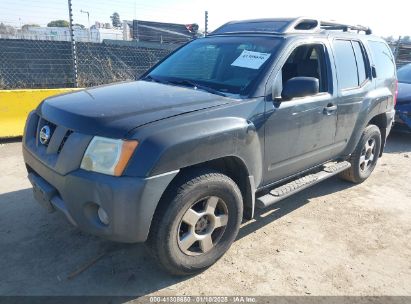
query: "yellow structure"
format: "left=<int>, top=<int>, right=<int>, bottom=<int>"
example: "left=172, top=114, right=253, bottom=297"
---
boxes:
left=0, top=88, right=78, bottom=138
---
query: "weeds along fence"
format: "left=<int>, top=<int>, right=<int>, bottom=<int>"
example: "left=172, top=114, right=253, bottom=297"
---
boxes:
left=0, top=38, right=181, bottom=89
left=76, top=41, right=175, bottom=87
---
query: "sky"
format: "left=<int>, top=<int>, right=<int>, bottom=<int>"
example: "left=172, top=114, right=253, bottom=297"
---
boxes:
left=0, top=0, right=409, bottom=38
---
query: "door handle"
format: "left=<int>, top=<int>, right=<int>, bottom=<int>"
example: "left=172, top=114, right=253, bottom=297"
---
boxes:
left=323, top=103, right=337, bottom=115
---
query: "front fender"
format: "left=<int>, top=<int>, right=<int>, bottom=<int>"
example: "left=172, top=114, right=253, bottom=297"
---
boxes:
left=124, top=116, right=263, bottom=185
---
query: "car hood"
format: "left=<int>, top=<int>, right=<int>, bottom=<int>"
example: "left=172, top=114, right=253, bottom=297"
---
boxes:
left=397, top=82, right=411, bottom=105
left=39, top=81, right=234, bottom=138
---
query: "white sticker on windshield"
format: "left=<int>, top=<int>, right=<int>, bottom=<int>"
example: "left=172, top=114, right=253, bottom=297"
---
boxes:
left=231, top=50, right=271, bottom=69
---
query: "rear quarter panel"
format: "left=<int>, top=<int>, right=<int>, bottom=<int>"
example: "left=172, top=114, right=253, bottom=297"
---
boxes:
left=331, top=36, right=396, bottom=157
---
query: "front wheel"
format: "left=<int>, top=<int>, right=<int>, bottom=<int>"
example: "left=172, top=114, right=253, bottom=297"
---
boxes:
left=148, top=170, right=243, bottom=275
left=339, top=124, right=381, bottom=183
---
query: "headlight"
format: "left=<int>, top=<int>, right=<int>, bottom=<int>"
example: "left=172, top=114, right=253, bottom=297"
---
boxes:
left=80, top=136, right=138, bottom=176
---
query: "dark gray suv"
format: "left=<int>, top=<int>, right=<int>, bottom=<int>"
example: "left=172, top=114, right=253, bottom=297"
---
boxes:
left=23, top=18, right=397, bottom=275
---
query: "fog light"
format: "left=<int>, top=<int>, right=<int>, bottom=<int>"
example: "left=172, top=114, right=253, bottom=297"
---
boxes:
left=97, top=207, right=109, bottom=225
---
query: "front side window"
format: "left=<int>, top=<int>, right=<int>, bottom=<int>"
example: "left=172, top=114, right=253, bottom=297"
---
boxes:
left=333, top=40, right=359, bottom=89
left=281, top=43, right=329, bottom=93
left=146, top=36, right=283, bottom=96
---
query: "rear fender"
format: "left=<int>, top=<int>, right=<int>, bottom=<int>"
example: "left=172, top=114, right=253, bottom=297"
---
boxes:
left=341, top=87, right=393, bottom=157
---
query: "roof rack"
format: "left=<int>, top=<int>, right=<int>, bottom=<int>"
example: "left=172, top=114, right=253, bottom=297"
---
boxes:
left=320, top=20, right=372, bottom=35
left=209, top=17, right=372, bottom=36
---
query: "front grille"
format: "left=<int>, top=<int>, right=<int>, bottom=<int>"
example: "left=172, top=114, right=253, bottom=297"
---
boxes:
left=58, top=130, right=73, bottom=153
left=36, top=118, right=56, bottom=147
left=24, top=112, right=92, bottom=176
left=35, top=116, right=72, bottom=154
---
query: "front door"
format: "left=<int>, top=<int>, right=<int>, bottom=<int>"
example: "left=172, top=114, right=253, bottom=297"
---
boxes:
left=263, top=42, right=338, bottom=185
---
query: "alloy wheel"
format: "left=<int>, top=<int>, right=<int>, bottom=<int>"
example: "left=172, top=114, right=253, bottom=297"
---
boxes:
left=359, top=138, right=376, bottom=172
left=177, top=196, right=229, bottom=256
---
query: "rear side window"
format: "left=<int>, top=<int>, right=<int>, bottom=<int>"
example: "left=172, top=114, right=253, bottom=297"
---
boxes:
left=333, top=40, right=359, bottom=89
left=352, top=41, right=368, bottom=84
left=368, top=41, right=395, bottom=79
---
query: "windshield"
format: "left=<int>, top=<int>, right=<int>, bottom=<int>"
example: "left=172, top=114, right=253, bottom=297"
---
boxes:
left=398, top=64, right=411, bottom=84
left=145, top=36, right=282, bottom=96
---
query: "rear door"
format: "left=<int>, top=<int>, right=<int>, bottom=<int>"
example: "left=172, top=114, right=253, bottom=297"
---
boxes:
left=332, top=39, right=374, bottom=152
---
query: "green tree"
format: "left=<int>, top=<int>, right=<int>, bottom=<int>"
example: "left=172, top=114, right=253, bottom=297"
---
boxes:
left=22, top=24, right=40, bottom=31
left=402, top=36, right=411, bottom=43
left=0, top=23, right=16, bottom=34
left=110, top=12, right=121, bottom=27
left=383, top=36, right=394, bottom=43
left=47, top=20, right=70, bottom=27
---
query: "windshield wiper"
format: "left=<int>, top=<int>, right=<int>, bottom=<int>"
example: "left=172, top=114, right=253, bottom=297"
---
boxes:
left=166, top=79, right=227, bottom=97
left=141, top=76, right=227, bottom=97
left=140, top=75, right=170, bottom=84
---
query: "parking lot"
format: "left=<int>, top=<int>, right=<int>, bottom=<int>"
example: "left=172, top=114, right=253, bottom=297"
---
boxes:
left=0, top=132, right=410, bottom=297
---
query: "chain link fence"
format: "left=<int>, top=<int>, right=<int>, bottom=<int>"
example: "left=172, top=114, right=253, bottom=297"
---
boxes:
left=76, top=41, right=176, bottom=87
left=0, top=39, right=74, bottom=89
left=0, top=39, right=180, bottom=89
left=0, top=0, right=200, bottom=89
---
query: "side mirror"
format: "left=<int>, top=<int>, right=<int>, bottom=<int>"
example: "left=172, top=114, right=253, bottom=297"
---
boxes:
left=371, top=65, right=377, bottom=78
left=281, top=77, right=319, bottom=100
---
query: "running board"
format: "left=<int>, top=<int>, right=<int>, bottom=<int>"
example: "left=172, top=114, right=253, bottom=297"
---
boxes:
left=256, top=161, right=351, bottom=209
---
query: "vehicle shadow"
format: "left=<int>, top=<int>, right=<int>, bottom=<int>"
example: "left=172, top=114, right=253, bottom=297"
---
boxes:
left=0, top=137, right=22, bottom=144
left=385, top=131, right=411, bottom=154
left=0, top=176, right=355, bottom=298
left=0, top=188, right=191, bottom=298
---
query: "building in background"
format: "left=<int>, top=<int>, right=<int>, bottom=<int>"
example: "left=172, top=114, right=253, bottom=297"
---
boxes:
left=0, top=20, right=198, bottom=43
left=129, top=20, right=199, bottom=44
left=0, top=24, right=126, bottom=43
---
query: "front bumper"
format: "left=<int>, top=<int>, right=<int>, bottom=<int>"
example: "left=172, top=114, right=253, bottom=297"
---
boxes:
left=23, top=147, right=178, bottom=243
left=22, top=111, right=178, bottom=243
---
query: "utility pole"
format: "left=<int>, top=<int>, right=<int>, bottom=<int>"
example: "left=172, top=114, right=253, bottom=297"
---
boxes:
left=80, top=10, right=90, bottom=29
left=394, top=36, right=402, bottom=62
left=80, top=9, right=90, bottom=41
left=68, top=0, right=78, bottom=87
left=204, top=11, right=208, bottom=36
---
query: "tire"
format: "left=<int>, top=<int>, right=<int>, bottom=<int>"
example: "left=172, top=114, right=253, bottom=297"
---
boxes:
left=339, top=124, right=381, bottom=184
left=148, top=169, right=243, bottom=275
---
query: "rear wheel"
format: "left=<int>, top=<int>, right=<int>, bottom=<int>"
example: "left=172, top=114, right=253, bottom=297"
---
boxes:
left=148, top=170, right=243, bottom=275
left=339, top=124, right=381, bottom=183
